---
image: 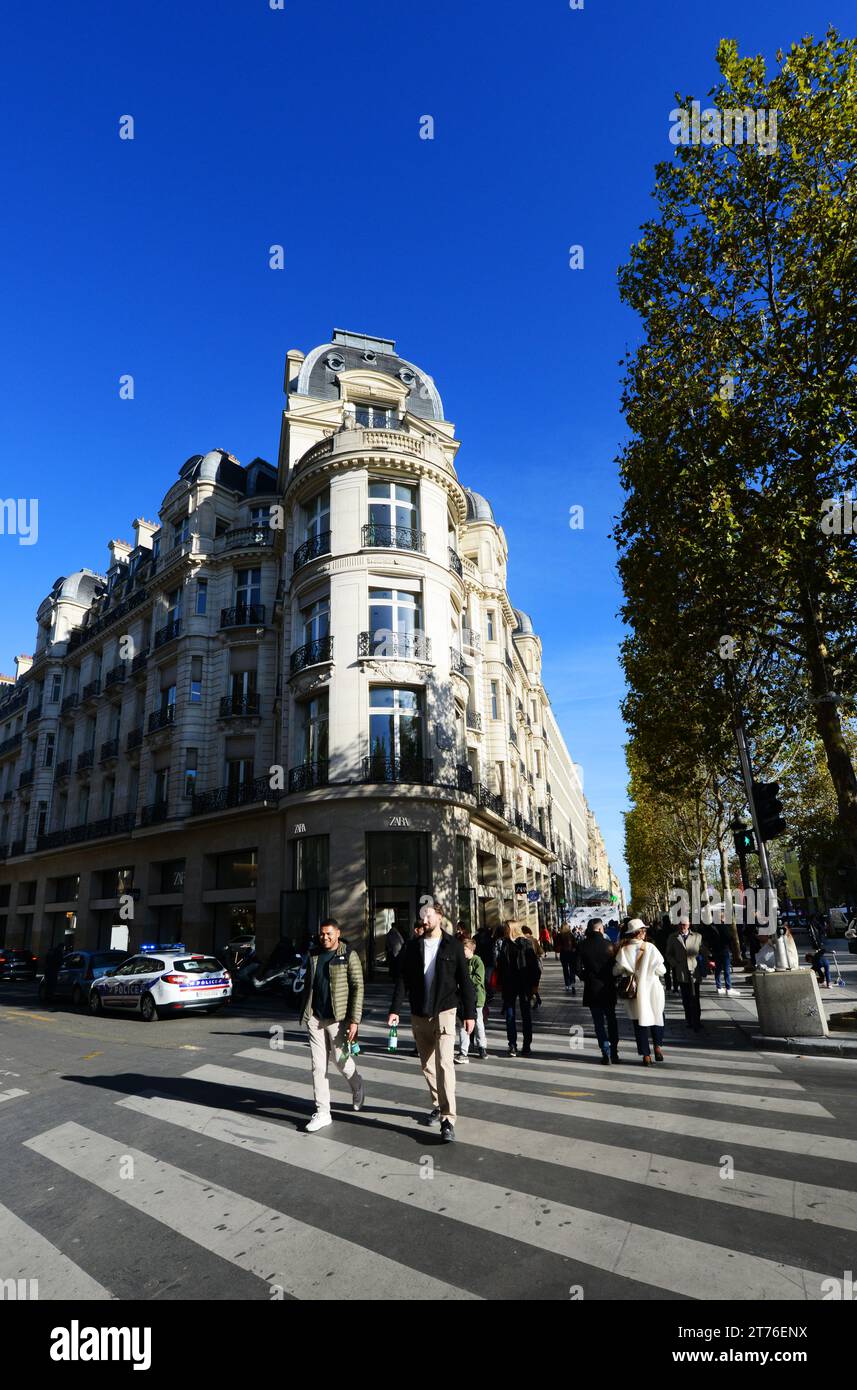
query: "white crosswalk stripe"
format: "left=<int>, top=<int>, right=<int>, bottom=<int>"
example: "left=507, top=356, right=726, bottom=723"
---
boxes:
left=0, top=1200, right=112, bottom=1299
left=113, top=1090, right=836, bottom=1300
left=24, top=1122, right=477, bottom=1301
left=0, top=1088, right=28, bottom=1104
left=235, top=1043, right=832, bottom=1119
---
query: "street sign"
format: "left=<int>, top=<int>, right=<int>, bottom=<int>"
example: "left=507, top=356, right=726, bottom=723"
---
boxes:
left=527, top=890, right=540, bottom=902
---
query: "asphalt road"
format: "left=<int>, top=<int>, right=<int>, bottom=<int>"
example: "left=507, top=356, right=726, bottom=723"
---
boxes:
left=1, top=961, right=856, bottom=1301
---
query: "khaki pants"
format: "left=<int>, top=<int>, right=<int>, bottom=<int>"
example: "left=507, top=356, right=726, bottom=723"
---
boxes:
left=307, top=1014, right=359, bottom=1116
left=411, top=1008, right=458, bottom=1122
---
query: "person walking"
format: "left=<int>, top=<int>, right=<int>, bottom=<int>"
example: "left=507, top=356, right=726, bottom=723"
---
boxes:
left=558, top=924, right=576, bottom=992
left=300, top=918, right=366, bottom=1133
left=495, top=923, right=541, bottom=1057
left=456, top=936, right=488, bottom=1061
left=521, top=925, right=544, bottom=1007
left=388, top=901, right=476, bottom=1142
left=665, top=916, right=704, bottom=1033
left=614, top=919, right=667, bottom=1065
left=385, top=920, right=406, bottom=984
left=578, top=918, right=621, bottom=1064
left=708, top=909, right=741, bottom=997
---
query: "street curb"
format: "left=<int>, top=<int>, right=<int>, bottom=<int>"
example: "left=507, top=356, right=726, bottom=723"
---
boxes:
left=747, top=1032, right=857, bottom=1059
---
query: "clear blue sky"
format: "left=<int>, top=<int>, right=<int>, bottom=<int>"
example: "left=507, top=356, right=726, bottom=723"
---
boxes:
left=1, top=0, right=850, bottom=896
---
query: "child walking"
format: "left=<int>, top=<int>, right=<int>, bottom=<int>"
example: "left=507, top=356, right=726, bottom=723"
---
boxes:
left=457, top=936, right=488, bottom=1061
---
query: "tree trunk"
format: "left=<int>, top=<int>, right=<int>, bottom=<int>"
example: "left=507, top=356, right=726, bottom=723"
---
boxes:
left=799, top=585, right=857, bottom=868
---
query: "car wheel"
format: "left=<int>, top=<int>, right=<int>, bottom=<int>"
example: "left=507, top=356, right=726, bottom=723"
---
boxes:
left=71, top=985, right=83, bottom=1009
left=89, top=990, right=104, bottom=1015
left=140, top=993, right=159, bottom=1023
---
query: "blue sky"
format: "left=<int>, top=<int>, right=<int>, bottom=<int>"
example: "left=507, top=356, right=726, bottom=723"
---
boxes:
left=1, top=0, right=851, bottom=895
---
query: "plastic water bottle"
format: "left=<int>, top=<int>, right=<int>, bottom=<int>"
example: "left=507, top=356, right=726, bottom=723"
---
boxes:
left=387, top=1023, right=398, bottom=1052
left=350, top=1040, right=361, bottom=1056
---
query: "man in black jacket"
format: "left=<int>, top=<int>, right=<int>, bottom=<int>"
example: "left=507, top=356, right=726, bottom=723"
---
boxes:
left=577, top=919, right=620, bottom=1064
left=495, top=923, right=541, bottom=1057
left=388, top=901, right=476, bottom=1142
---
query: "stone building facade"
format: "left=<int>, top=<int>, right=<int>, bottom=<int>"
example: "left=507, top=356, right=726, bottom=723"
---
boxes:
left=0, top=330, right=621, bottom=965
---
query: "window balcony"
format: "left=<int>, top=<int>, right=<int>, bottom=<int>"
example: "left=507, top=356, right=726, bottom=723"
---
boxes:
left=288, top=761, right=329, bottom=793
left=54, top=758, right=72, bottom=779
left=361, top=756, right=434, bottom=786
left=104, top=665, right=126, bottom=689
left=36, top=812, right=136, bottom=852
left=215, top=526, right=276, bottom=555
left=219, top=694, right=261, bottom=718
left=126, top=726, right=144, bottom=751
left=26, top=706, right=42, bottom=726
left=457, top=764, right=474, bottom=793
left=100, top=738, right=119, bottom=761
left=504, top=652, right=514, bottom=672
left=60, top=694, right=79, bottom=715
left=10, top=839, right=26, bottom=857
left=0, top=731, right=22, bottom=758
left=293, top=532, right=331, bottom=573
left=450, top=647, right=465, bottom=676
left=477, top=784, right=504, bottom=817
left=140, top=801, right=169, bottom=827
left=191, top=775, right=278, bottom=816
left=154, top=618, right=182, bottom=649
left=361, top=522, right=426, bottom=554
left=131, top=650, right=149, bottom=677
left=462, top=628, right=482, bottom=653
left=448, top=547, right=463, bottom=578
left=466, top=711, right=483, bottom=732
left=509, top=725, right=518, bottom=746
left=81, top=679, right=101, bottom=703
left=290, top=635, right=333, bottom=675
left=18, top=768, right=35, bottom=788
left=357, top=631, right=432, bottom=661
left=147, top=706, right=176, bottom=735
left=76, top=748, right=95, bottom=772
left=220, top=604, right=266, bottom=629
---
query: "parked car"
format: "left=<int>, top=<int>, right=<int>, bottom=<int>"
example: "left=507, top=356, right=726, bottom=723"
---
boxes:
left=89, top=945, right=232, bottom=1021
left=0, top=947, right=39, bottom=982
left=38, top=949, right=130, bottom=1007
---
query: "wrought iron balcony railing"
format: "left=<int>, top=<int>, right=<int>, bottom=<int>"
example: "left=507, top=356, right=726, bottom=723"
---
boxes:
left=100, top=738, right=119, bottom=761
left=126, top=725, right=144, bottom=751
left=357, top=631, right=432, bottom=661
left=220, top=604, right=266, bottom=629
left=462, top=629, right=482, bottom=653
left=105, top=665, right=126, bottom=688
left=361, top=522, right=425, bottom=553
left=147, top=706, right=176, bottom=734
left=361, top=756, right=434, bottom=786
left=448, top=547, right=463, bottom=577
left=191, top=775, right=279, bottom=816
left=54, top=758, right=72, bottom=779
left=288, top=761, right=329, bottom=793
left=154, top=618, right=182, bottom=649
left=293, top=531, right=331, bottom=572
left=509, top=724, right=518, bottom=745
left=457, top=764, right=474, bottom=793
left=215, top=526, right=276, bottom=554
left=290, top=636, right=333, bottom=675
left=477, top=784, right=504, bottom=817
left=36, top=812, right=136, bottom=853
left=10, top=839, right=25, bottom=857
left=466, top=711, right=483, bottom=731
left=82, top=679, right=101, bottom=702
left=504, top=652, right=514, bottom=672
left=77, top=748, right=95, bottom=771
left=131, top=650, right=149, bottom=676
left=0, top=731, right=22, bottom=757
left=140, top=801, right=169, bottom=827
left=450, top=646, right=465, bottom=675
left=18, top=768, right=34, bottom=788
left=219, top=694, right=261, bottom=718
left=26, top=706, right=42, bottom=726
left=60, top=694, right=79, bottom=714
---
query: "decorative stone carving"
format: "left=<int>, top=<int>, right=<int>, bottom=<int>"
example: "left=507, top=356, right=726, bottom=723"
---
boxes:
left=360, top=659, right=428, bottom=685
left=290, top=666, right=334, bottom=698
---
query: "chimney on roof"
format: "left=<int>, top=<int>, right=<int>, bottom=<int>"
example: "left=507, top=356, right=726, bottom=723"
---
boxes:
left=15, top=654, right=33, bottom=679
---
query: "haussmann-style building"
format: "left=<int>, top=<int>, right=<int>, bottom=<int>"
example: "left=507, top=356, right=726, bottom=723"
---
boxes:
left=0, top=330, right=622, bottom=967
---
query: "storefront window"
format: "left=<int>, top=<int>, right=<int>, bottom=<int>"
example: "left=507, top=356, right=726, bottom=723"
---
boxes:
left=215, top=849, right=258, bottom=890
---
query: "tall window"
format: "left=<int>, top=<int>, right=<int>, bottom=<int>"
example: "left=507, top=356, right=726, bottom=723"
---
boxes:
left=299, top=694, right=328, bottom=766
left=50, top=673, right=62, bottom=703
left=368, top=480, right=417, bottom=540
left=368, top=588, right=421, bottom=655
left=190, top=656, right=203, bottom=703
left=226, top=756, right=253, bottom=794
left=300, top=597, right=330, bottom=645
left=184, top=749, right=198, bottom=799
left=43, top=732, right=55, bottom=768
left=102, top=779, right=115, bottom=819
left=368, top=688, right=422, bottom=772
left=486, top=611, right=495, bottom=642
left=230, top=669, right=257, bottom=703
left=195, top=578, right=208, bottom=615
left=160, top=684, right=177, bottom=715
left=302, top=489, right=330, bottom=543
left=490, top=681, right=499, bottom=720
left=235, top=568, right=261, bottom=608
left=153, top=768, right=170, bottom=807
left=166, top=587, right=182, bottom=623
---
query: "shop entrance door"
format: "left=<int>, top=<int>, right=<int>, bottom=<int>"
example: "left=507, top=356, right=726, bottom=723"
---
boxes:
left=369, top=890, right=419, bottom=972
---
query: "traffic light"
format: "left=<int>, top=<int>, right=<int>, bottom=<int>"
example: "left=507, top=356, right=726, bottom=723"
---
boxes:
left=753, top=781, right=786, bottom=841
left=732, top=823, right=756, bottom=856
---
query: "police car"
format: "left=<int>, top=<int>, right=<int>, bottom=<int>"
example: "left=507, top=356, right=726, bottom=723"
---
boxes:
left=88, top=944, right=232, bottom=1021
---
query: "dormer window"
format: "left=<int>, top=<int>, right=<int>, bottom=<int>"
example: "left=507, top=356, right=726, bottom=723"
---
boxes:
left=355, top=404, right=395, bottom=429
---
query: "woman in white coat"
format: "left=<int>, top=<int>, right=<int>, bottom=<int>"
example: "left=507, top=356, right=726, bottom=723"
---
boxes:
left=613, top=919, right=667, bottom=1065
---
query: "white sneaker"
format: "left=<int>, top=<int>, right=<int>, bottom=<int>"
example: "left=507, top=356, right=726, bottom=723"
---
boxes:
left=726, top=988, right=742, bottom=997
left=455, top=1053, right=469, bottom=1065
left=717, top=987, right=726, bottom=995
left=305, top=1112, right=332, bottom=1133
left=351, top=1076, right=365, bottom=1112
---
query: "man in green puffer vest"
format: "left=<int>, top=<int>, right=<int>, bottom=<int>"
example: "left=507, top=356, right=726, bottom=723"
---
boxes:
left=300, top=919, right=365, bottom=1133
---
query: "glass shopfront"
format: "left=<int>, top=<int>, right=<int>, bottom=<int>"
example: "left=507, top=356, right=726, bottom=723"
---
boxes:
left=281, top=835, right=330, bottom=951
left=366, top=831, right=430, bottom=970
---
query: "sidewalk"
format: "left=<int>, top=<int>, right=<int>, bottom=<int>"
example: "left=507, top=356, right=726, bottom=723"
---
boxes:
left=701, top=929, right=857, bottom=1058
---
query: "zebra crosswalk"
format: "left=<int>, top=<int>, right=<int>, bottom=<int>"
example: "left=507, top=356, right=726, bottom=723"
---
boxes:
left=4, top=999, right=857, bottom=1301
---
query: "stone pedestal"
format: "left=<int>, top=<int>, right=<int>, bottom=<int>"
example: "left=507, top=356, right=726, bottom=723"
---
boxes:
left=754, top=968, right=829, bottom=1038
